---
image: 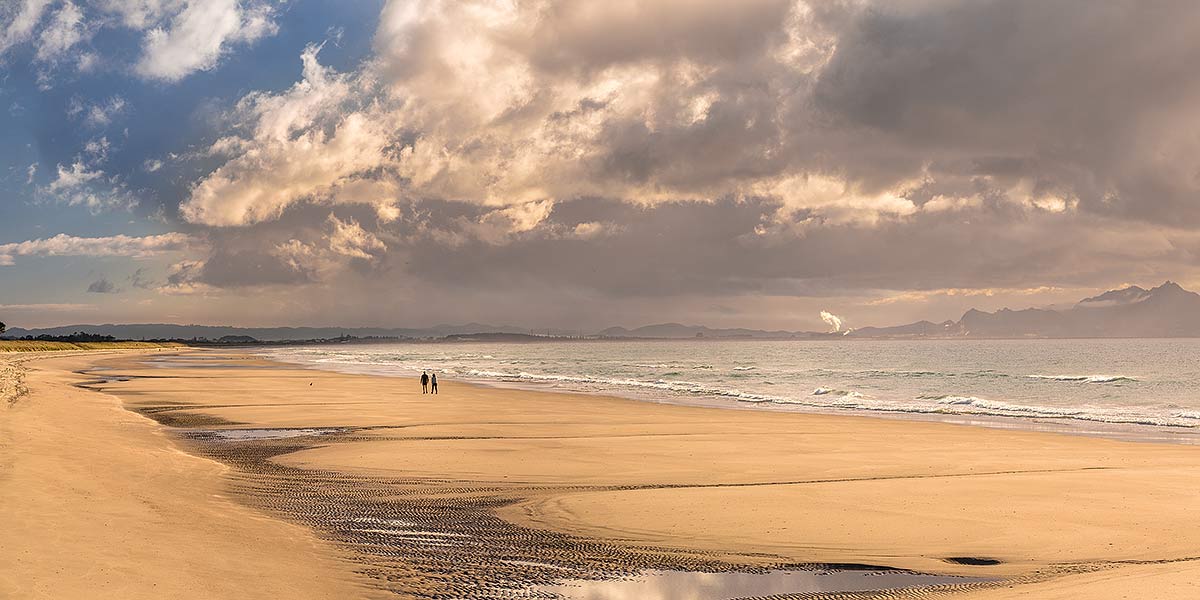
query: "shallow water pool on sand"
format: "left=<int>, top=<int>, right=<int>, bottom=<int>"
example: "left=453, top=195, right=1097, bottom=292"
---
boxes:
left=533, top=568, right=991, bottom=599
left=192, top=428, right=347, bottom=440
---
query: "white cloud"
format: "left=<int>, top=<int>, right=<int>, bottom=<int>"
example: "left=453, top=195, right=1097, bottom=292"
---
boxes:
left=326, top=214, right=386, bottom=261
left=923, top=194, right=983, bottom=213
left=75, top=49, right=98, bottom=71
left=0, top=232, right=197, bottom=265
left=42, top=160, right=139, bottom=213
left=760, top=174, right=919, bottom=226
left=272, top=239, right=320, bottom=275
left=47, top=161, right=104, bottom=191
left=181, top=45, right=399, bottom=226
left=484, top=200, right=555, bottom=234
left=4, top=0, right=273, bottom=81
left=0, top=0, right=53, bottom=58
left=83, top=136, right=111, bottom=160
left=72, top=96, right=127, bottom=128
left=572, top=221, right=618, bottom=239
left=270, top=216, right=388, bottom=281
left=34, top=1, right=86, bottom=63
left=135, top=0, right=277, bottom=82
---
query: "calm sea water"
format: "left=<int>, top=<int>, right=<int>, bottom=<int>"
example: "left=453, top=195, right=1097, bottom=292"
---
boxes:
left=265, top=339, right=1200, bottom=441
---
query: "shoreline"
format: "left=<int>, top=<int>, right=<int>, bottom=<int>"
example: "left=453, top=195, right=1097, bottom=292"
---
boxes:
left=9, top=348, right=1200, bottom=598
left=261, top=346, right=1200, bottom=446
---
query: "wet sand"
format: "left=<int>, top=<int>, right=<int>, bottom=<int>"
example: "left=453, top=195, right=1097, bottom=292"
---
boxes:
left=6, top=349, right=1200, bottom=599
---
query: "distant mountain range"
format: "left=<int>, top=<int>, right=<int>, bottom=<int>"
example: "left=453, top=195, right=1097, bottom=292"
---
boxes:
left=849, top=281, right=1200, bottom=338
left=608, top=281, right=1200, bottom=339
left=6, top=282, right=1200, bottom=341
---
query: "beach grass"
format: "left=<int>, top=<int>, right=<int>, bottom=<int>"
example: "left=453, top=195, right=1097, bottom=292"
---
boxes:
left=0, top=340, right=185, bottom=352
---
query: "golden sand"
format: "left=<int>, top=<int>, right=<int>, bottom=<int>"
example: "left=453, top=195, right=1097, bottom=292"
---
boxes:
left=0, top=351, right=378, bottom=600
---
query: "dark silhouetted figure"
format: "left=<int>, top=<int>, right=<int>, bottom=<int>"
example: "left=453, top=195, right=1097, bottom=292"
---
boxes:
left=430, top=373, right=438, bottom=394
left=420, top=371, right=429, bottom=393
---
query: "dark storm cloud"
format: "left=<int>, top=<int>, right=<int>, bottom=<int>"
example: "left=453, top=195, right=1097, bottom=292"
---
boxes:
left=86, top=278, right=119, bottom=294
left=195, top=248, right=314, bottom=288
left=516, top=0, right=795, bottom=75
left=362, top=196, right=1186, bottom=302
left=128, top=268, right=156, bottom=290
left=810, top=0, right=1200, bottom=222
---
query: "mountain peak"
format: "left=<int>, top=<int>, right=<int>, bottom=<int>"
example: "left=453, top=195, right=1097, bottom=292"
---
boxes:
left=1151, top=280, right=1185, bottom=294
left=1078, top=285, right=1151, bottom=308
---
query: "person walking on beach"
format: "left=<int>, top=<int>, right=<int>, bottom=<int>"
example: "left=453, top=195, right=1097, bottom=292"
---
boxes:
left=430, top=373, right=438, bottom=394
left=420, top=371, right=429, bottom=394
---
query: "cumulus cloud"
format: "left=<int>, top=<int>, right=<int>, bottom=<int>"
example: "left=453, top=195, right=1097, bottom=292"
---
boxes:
left=179, top=1, right=820, bottom=229
left=135, top=0, right=277, bottom=82
left=0, top=232, right=197, bottom=265
left=194, top=0, right=1140, bottom=242
left=41, top=161, right=138, bottom=213
left=180, top=44, right=397, bottom=226
left=327, top=214, right=386, bottom=261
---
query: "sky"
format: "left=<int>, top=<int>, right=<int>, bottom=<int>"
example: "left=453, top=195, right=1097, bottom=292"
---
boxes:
left=3, top=0, right=1200, bottom=332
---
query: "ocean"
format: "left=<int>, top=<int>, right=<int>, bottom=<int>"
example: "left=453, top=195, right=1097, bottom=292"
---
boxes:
left=265, top=338, right=1200, bottom=443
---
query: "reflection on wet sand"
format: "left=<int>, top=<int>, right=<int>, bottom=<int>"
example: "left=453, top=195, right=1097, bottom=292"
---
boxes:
left=536, top=568, right=992, bottom=599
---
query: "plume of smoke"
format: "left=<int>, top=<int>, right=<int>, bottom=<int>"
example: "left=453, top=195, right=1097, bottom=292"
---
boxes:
left=820, top=310, right=845, bottom=332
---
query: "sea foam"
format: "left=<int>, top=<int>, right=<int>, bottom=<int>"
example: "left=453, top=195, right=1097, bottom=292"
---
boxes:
left=1028, top=374, right=1137, bottom=383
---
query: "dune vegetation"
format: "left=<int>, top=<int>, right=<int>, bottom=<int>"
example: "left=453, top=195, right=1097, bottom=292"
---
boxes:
left=0, top=340, right=184, bottom=352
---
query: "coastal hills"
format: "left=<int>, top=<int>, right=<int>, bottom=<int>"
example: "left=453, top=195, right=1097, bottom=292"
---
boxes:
left=948, top=281, right=1200, bottom=338
left=6, top=282, right=1200, bottom=341
left=605, top=281, right=1200, bottom=339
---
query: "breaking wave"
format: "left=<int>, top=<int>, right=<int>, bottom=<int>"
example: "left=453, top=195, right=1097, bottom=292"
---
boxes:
left=458, top=370, right=1196, bottom=427
left=463, top=369, right=786, bottom=403
left=1028, top=374, right=1138, bottom=383
left=265, top=341, right=1200, bottom=434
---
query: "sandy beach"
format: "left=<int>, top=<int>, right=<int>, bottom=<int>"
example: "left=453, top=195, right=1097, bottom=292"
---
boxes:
left=4, top=348, right=1200, bottom=599
left=0, top=351, right=380, bottom=600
